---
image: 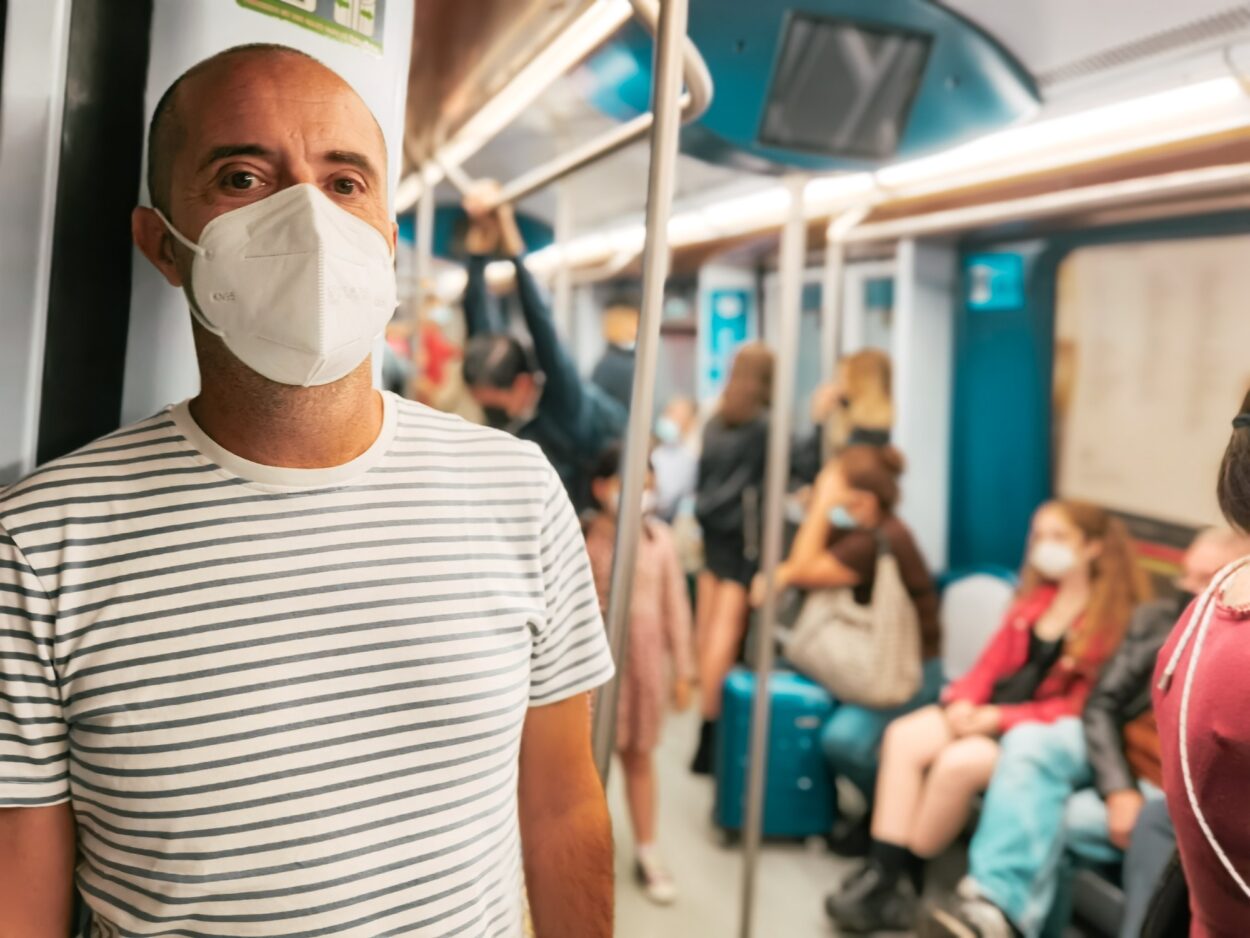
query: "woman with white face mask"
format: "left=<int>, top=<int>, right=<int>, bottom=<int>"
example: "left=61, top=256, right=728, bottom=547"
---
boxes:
left=827, top=500, right=1150, bottom=934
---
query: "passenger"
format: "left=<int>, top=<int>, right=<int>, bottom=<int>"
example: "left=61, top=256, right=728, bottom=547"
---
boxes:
left=827, top=500, right=1149, bottom=933
left=0, top=45, right=615, bottom=938
left=1153, top=399, right=1250, bottom=938
left=583, top=445, right=695, bottom=905
left=689, top=342, right=773, bottom=774
left=591, top=294, right=640, bottom=411
left=762, top=446, right=943, bottom=851
left=926, top=528, right=1248, bottom=938
left=652, top=395, right=700, bottom=523
left=460, top=181, right=627, bottom=513
left=793, top=349, right=894, bottom=486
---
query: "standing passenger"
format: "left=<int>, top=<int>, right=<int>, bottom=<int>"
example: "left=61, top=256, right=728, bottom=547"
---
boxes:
left=793, top=349, right=894, bottom=486
left=1153, top=399, right=1250, bottom=937
left=828, top=500, right=1149, bottom=933
left=584, top=446, right=695, bottom=905
left=652, top=396, right=700, bottom=523
left=0, top=45, right=614, bottom=938
left=459, top=182, right=627, bottom=514
left=689, top=343, right=773, bottom=774
left=591, top=296, right=640, bottom=412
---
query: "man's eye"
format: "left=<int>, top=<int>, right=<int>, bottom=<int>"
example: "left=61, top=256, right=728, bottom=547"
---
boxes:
left=226, top=171, right=257, bottom=190
left=333, top=177, right=360, bottom=195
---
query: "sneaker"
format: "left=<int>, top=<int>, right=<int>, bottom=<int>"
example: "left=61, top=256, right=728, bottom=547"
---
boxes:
left=920, top=897, right=1015, bottom=938
left=634, top=852, right=678, bottom=906
left=824, top=861, right=917, bottom=933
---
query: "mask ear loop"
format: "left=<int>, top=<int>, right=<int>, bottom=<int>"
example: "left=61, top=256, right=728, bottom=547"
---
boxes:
left=1158, top=554, right=1250, bottom=899
left=152, top=208, right=226, bottom=339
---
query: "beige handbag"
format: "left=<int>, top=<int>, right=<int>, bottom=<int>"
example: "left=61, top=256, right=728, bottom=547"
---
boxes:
left=783, top=533, right=922, bottom=708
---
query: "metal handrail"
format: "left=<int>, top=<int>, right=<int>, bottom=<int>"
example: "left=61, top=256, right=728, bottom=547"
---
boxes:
left=589, top=0, right=692, bottom=783
left=445, top=0, right=713, bottom=207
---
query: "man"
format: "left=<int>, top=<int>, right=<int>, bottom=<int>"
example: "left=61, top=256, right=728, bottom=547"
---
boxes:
left=460, top=183, right=626, bottom=515
left=0, top=45, right=614, bottom=938
left=921, top=528, right=1249, bottom=938
left=590, top=297, right=639, bottom=412
left=651, top=396, right=700, bottom=523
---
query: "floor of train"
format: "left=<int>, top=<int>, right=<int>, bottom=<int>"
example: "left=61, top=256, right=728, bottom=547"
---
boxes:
left=608, top=704, right=1094, bottom=937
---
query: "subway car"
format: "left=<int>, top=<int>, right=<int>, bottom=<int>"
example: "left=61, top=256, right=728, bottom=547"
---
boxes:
left=3, top=1, right=1250, bottom=936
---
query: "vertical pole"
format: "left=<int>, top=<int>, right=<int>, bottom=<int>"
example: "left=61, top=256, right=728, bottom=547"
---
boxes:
left=553, top=180, right=575, bottom=339
left=738, top=175, right=806, bottom=938
left=591, top=0, right=689, bottom=782
left=820, top=226, right=845, bottom=387
left=414, top=178, right=436, bottom=317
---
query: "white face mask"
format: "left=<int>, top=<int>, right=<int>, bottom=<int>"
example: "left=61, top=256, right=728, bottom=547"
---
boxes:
left=156, top=184, right=398, bottom=387
left=1029, top=540, right=1079, bottom=580
left=606, top=490, right=657, bottom=517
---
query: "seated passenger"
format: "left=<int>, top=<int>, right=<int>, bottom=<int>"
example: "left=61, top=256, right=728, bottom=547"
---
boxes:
left=1154, top=402, right=1250, bottom=937
left=925, top=528, right=1247, bottom=938
left=459, top=182, right=626, bottom=513
left=764, top=446, right=942, bottom=845
left=826, top=500, right=1150, bottom=933
left=583, top=446, right=695, bottom=905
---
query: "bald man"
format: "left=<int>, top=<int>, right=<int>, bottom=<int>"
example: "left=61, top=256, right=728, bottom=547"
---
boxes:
left=923, top=528, right=1250, bottom=938
left=0, top=44, right=614, bottom=938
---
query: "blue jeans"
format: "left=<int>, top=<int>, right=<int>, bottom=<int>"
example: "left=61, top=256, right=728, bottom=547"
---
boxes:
left=819, top=658, right=944, bottom=807
left=969, top=718, right=1164, bottom=938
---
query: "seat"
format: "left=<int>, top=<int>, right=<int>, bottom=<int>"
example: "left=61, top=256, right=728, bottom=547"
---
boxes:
left=938, top=566, right=1018, bottom=683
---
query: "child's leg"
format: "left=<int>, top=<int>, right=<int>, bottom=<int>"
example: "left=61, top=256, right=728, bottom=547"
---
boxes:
left=620, top=748, right=656, bottom=846
left=907, top=734, right=1000, bottom=858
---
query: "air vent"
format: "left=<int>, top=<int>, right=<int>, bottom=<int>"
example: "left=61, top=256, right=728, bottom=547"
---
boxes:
left=759, top=13, right=932, bottom=160
left=1037, top=6, right=1250, bottom=87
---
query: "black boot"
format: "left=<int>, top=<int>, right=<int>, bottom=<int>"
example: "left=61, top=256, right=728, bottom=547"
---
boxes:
left=690, top=719, right=716, bottom=775
left=825, top=847, right=919, bottom=933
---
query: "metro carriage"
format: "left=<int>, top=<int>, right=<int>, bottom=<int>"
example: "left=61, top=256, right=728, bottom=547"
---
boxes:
left=4, top=1, right=1250, bottom=936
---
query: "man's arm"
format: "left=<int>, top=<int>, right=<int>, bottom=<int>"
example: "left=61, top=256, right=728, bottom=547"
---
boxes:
left=518, top=693, right=613, bottom=938
left=0, top=803, right=76, bottom=937
left=463, top=255, right=498, bottom=338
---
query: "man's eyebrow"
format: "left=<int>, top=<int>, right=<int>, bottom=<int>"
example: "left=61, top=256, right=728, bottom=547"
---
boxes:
left=198, top=144, right=275, bottom=172
left=326, top=150, right=380, bottom=182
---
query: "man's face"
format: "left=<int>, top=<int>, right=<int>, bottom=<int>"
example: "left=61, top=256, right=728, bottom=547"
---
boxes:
left=1179, top=535, right=1250, bottom=594
left=134, top=52, right=395, bottom=288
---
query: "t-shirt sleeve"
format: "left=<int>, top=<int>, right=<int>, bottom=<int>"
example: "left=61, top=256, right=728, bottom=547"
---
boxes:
left=827, top=530, right=875, bottom=584
left=528, top=465, right=615, bottom=706
left=0, top=524, right=69, bottom=807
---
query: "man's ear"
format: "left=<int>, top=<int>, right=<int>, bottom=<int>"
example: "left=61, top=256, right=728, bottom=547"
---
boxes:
left=132, top=206, right=184, bottom=287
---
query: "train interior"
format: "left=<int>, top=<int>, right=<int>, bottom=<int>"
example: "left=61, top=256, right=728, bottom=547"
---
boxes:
left=5, top=0, right=1250, bottom=936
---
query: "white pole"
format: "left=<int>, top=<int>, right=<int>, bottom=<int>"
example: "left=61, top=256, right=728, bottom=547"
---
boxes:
left=591, top=0, right=691, bottom=781
left=738, top=175, right=806, bottom=938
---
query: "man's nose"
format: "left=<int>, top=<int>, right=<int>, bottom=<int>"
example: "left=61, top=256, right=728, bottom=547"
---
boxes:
left=277, top=157, right=319, bottom=191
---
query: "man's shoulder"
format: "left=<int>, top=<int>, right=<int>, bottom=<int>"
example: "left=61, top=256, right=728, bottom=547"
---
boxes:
left=390, top=397, right=550, bottom=467
left=0, top=409, right=182, bottom=521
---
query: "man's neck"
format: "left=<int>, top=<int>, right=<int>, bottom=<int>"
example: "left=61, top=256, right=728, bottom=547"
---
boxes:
left=190, top=361, right=384, bottom=469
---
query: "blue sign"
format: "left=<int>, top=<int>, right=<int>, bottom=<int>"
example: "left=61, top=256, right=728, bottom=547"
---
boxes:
left=966, top=253, right=1025, bottom=312
left=706, top=287, right=750, bottom=392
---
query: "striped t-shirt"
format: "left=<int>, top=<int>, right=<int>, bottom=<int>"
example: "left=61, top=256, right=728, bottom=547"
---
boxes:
left=0, top=392, right=614, bottom=937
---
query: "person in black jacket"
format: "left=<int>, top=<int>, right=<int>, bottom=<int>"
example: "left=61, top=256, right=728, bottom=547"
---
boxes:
left=921, top=527, right=1250, bottom=938
left=459, top=182, right=627, bottom=514
left=689, top=342, right=773, bottom=774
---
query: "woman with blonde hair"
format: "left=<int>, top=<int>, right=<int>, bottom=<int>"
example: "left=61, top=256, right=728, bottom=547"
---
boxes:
left=795, top=349, right=894, bottom=485
left=826, top=499, right=1150, bottom=933
left=689, top=342, right=774, bottom=773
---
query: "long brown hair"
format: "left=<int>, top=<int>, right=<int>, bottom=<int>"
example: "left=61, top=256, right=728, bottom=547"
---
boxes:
left=719, top=342, right=774, bottom=426
left=839, top=445, right=905, bottom=514
left=1218, top=388, right=1250, bottom=532
left=1017, top=499, right=1152, bottom=662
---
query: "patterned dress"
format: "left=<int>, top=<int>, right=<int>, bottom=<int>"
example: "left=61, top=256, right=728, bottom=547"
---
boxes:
left=585, top=515, right=695, bottom=753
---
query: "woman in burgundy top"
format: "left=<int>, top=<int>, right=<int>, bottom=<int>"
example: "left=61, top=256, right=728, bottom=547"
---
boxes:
left=827, top=499, right=1150, bottom=934
left=1153, top=401, right=1250, bottom=937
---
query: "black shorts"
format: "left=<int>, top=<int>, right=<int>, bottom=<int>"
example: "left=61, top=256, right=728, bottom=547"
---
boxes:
left=702, top=530, right=759, bottom=587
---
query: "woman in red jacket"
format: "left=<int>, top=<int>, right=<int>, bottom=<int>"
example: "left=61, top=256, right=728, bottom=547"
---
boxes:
left=827, top=499, right=1149, bottom=933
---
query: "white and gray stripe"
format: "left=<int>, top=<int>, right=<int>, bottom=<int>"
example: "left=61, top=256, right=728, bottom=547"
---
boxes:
left=0, top=392, right=613, bottom=937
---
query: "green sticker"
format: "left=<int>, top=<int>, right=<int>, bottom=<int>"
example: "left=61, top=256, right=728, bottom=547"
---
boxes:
left=237, top=0, right=385, bottom=54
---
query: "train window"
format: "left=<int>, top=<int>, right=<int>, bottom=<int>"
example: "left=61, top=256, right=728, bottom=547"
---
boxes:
left=1052, top=236, right=1250, bottom=530
left=759, top=12, right=931, bottom=159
